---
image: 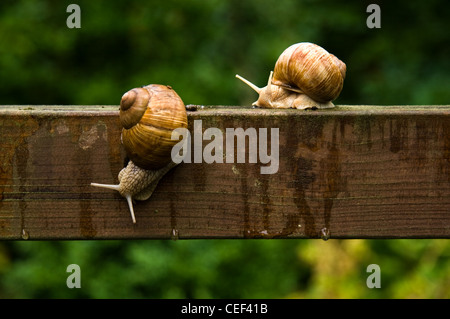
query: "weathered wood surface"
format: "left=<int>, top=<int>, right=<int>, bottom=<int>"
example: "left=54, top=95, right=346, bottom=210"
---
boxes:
left=0, top=105, right=449, bottom=240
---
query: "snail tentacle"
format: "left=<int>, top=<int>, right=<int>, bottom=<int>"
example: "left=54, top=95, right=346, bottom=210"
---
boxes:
left=235, top=74, right=262, bottom=94
left=125, top=194, right=136, bottom=224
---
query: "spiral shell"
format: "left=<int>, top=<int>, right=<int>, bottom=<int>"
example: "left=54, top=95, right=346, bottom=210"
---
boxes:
left=120, top=84, right=188, bottom=170
left=272, top=42, right=346, bottom=103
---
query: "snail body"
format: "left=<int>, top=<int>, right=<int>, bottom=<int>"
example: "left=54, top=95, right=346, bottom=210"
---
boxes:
left=91, top=84, right=188, bottom=223
left=236, top=42, right=346, bottom=109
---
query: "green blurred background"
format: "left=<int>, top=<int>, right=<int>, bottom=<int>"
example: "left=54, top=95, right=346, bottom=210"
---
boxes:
left=0, top=0, right=449, bottom=298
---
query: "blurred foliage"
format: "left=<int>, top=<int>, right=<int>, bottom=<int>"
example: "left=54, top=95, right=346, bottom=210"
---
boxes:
left=1, top=240, right=449, bottom=298
left=0, top=0, right=449, bottom=298
left=0, top=0, right=449, bottom=106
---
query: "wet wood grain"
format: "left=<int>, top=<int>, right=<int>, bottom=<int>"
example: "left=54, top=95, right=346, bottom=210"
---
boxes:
left=0, top=105, right=449, bottom=240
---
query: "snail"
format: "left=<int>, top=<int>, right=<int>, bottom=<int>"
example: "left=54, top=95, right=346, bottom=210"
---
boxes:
left=91, top=84, right=188, bottom=223
left=236, top=42, right=346, bottom=109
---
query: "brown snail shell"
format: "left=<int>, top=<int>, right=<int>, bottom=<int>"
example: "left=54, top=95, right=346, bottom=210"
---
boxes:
left=91, top=84, right=188, bottom=223
left=121, top=84, right=188, bottom=170
left=236, top=42, right=346, bottom=109
left=272, top=42, right=346, bottom=103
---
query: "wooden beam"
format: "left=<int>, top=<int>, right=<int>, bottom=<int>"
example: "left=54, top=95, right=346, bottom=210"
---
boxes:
left=0, top=105, right=449, bottom=240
